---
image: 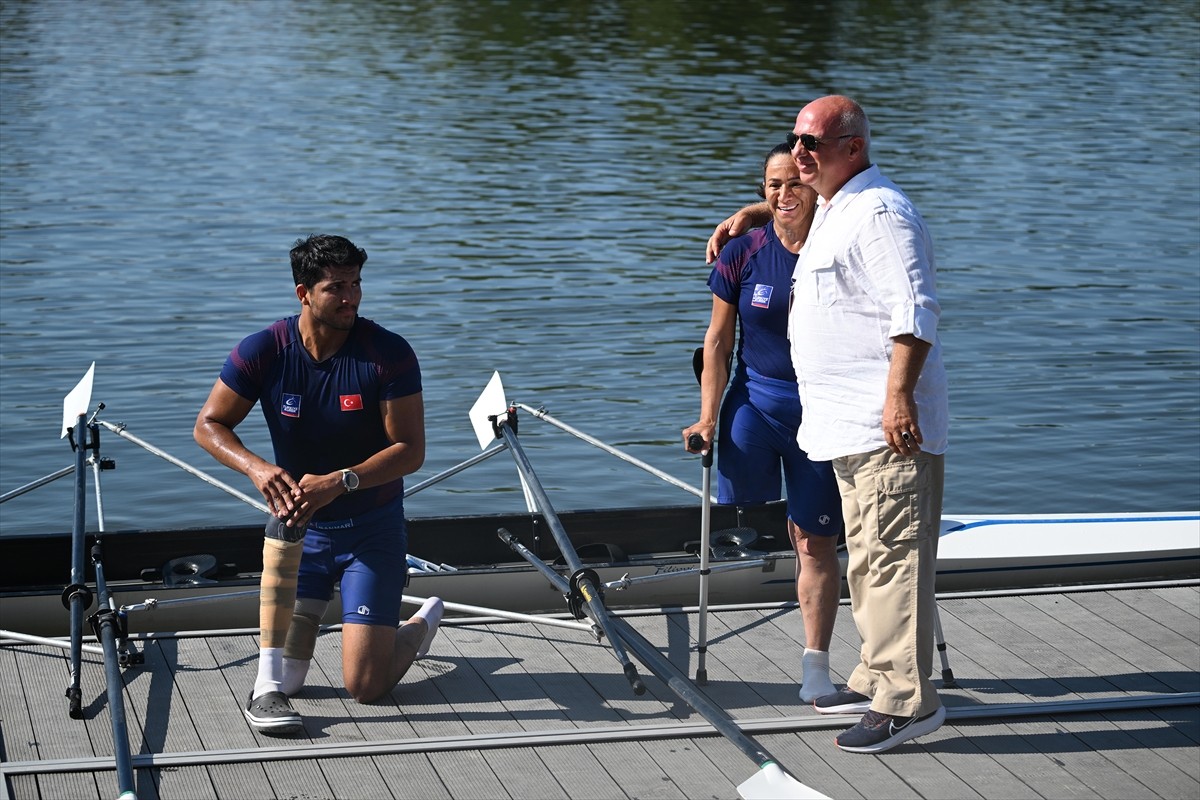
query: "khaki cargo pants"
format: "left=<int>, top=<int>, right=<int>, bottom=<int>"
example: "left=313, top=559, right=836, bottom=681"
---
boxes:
left=835, top=447, right=944, bottom=719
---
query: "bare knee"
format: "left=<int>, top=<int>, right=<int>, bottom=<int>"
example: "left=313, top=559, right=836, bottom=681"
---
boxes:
left=346, top=678, right=388, bottom=705
left=790, top=521, right=838, bottom=563
left=341, top=622, right=405, bottom=704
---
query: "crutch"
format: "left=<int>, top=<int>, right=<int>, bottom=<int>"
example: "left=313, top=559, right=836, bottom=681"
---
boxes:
left=688, top=432, right=714, bottom=685
left=933, top=603, right=957, bottom=687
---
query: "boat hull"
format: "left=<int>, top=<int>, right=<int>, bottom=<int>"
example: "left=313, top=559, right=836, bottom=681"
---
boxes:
left=2, top=508, right=1196, bottom=637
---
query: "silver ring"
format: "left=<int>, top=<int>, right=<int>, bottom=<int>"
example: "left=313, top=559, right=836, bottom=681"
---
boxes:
left=901, top=431, right=912, bottom=441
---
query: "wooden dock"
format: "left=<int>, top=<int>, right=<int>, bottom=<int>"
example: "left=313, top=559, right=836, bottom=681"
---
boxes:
left=3, top=582, right=1198, bottom=800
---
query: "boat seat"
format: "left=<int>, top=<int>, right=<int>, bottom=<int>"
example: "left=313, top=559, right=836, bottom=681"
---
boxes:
left=685, top=527, right=770, bottom=559
left=161, top=554, right=220, bottom=588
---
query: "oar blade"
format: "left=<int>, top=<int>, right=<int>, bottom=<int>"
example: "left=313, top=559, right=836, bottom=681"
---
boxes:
left=60, top=361, right=95, bottom=439
left=737, top=763, right=831, bottom=800
left=468, top=371, right=508, bottom=450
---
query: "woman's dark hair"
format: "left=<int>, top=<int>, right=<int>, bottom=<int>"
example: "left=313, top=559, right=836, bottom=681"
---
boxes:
left=755, top=142, right=796, bottom=199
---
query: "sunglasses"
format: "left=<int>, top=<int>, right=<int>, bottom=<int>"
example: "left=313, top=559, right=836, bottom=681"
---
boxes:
left=786, top=132, right=855, bottom=151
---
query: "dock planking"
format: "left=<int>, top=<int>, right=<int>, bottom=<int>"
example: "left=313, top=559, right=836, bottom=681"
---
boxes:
left=1, top=583, right=1197, bottom=800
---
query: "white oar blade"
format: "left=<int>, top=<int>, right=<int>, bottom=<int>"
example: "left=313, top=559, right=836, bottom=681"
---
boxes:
left=60, top=362, right=96, bottom=439
left=468, top=371, right=508, bottom=450
left=737, top=763, right=831, bottom=800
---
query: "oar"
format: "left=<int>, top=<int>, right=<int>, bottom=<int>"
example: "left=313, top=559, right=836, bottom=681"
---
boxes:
left=490, top=411, right=647, bottom=696
left=63, top=366, right=94, bottom=721
left=98, top=419, right=270, bottom=514
left=513, top=403, right=705, bottom=499
left=0, top=630, right=104, bottom=655
left=473, top=373, right=827, bottom=800
left=402, top=594, right=593, bottom=632
left=496, top=526, right=827, bottom=799
left=89, top=538, right=138, bottom=799
left=688, top=433, right=714, bottom=686
left=56, top=367, right=138, bottom=799
left=0, top=465, right=76, bottom=504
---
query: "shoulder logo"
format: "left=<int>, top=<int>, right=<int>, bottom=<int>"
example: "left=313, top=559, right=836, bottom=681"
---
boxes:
left=751, top=283, right=772, bottom=308
left=340, top=394, right=364, bottom=411
left=281, top=393, right=301, bottom=418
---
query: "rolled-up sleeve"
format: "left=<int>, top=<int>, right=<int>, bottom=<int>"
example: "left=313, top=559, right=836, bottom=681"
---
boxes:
left=853, top=209, right=941, bottom=343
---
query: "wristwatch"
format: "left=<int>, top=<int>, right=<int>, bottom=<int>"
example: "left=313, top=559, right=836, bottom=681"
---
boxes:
left=340, top=468, right=360, bottom=494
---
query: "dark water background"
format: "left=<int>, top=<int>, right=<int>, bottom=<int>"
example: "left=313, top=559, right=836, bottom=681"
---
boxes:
left=2, top=0, right=1198, bottom=536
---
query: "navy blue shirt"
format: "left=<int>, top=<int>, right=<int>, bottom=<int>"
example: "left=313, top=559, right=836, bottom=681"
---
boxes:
left=220, top=315, right=421, bottom=521
left=708, top=224, right=797, bottom=382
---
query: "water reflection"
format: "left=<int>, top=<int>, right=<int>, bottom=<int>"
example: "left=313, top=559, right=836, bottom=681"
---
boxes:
left=1, top=0, right=1196, bottom=535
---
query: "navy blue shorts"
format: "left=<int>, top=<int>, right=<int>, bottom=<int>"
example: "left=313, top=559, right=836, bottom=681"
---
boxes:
left=296, top=496, right=408, bottom=627
left=717, top=368, right=843, bottom=536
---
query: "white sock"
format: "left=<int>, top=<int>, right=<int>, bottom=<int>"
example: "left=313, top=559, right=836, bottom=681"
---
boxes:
left=281, top=657, right=311, bottom=697
left=253, top=647, right=284, bottom=699
left=413, top=597, right=444, bottom=659
left=799, top=648, right=836, bottom=703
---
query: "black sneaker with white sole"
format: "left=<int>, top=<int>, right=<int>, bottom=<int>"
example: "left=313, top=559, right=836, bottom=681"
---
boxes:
left=812, top=686, right=872, bottom=715
left=244, top=691, right=303, bottom=735
left=835, top=705, right=946, bottom=753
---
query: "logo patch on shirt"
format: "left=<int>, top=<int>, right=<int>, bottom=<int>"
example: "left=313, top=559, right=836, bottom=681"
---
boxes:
left=281, top=393, right=301, bottom=418
left=751, top=283, right=773, bottom=308
left=340, top=394, right=364, bottom=411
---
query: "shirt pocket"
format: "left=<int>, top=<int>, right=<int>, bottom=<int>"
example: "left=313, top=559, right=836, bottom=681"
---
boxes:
left=798, top=252, right=839, bottom=308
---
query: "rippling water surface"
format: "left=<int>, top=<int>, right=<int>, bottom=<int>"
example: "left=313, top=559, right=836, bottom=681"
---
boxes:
left=2, top=0, right=1197, bottom=536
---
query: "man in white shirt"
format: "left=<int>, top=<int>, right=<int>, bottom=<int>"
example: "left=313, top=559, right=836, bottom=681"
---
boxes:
left=706, top=95, right=947, bottom=753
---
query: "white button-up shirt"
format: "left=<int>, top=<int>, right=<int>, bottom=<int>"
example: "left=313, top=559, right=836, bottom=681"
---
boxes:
left=788, top=165, right=948, bottom=461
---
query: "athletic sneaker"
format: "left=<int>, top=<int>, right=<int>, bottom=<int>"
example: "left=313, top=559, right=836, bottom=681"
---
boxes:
left=813, top=687, right=872, bottom=715
left=244, top=691, right=303, bottom=735
left=835, top=705, right=946, bottom=753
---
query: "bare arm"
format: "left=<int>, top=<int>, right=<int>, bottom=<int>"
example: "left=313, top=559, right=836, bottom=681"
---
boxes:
left=193, top=378, right=307, bottom=524
left=682, top=297, right=738, bottom=452
left=705, top=202, right=772, bottom=264
left=293, top=391, right=425, bottom=513
left=884, top=334, right=932, bottom=455
left=332, top=392, right=425, bottom=490
left=195, top=381, right=426, bottom=525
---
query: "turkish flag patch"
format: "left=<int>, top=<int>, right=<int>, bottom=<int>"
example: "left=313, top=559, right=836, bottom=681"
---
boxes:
left=340, top=394, right=364, bottom=411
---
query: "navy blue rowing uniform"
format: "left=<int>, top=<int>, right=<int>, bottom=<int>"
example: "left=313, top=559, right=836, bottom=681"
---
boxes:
left=709, top=225, right=841, bottom=536
left=220, top=314, right=421, bottom=625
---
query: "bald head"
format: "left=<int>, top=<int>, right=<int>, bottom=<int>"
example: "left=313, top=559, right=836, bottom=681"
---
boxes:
left=790, top=95, right=872, bottom=200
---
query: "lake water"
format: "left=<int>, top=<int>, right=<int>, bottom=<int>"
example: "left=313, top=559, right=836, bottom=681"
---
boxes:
left=2, top=0, right=1198, bottom=537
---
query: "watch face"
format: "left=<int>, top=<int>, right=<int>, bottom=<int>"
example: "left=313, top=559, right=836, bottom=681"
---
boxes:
left=343, top=470, right=359, bottom=491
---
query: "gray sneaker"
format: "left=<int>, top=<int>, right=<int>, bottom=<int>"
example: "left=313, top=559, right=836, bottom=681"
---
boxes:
left=835, top=706, right=946, bottom=753
left=244, top=691, right=303, bottom=735
left=813, top=687, right=872, bottom=715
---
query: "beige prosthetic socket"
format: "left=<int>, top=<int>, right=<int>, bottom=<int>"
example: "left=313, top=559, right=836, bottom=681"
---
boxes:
left=259, top=537, right=303, bottom=648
